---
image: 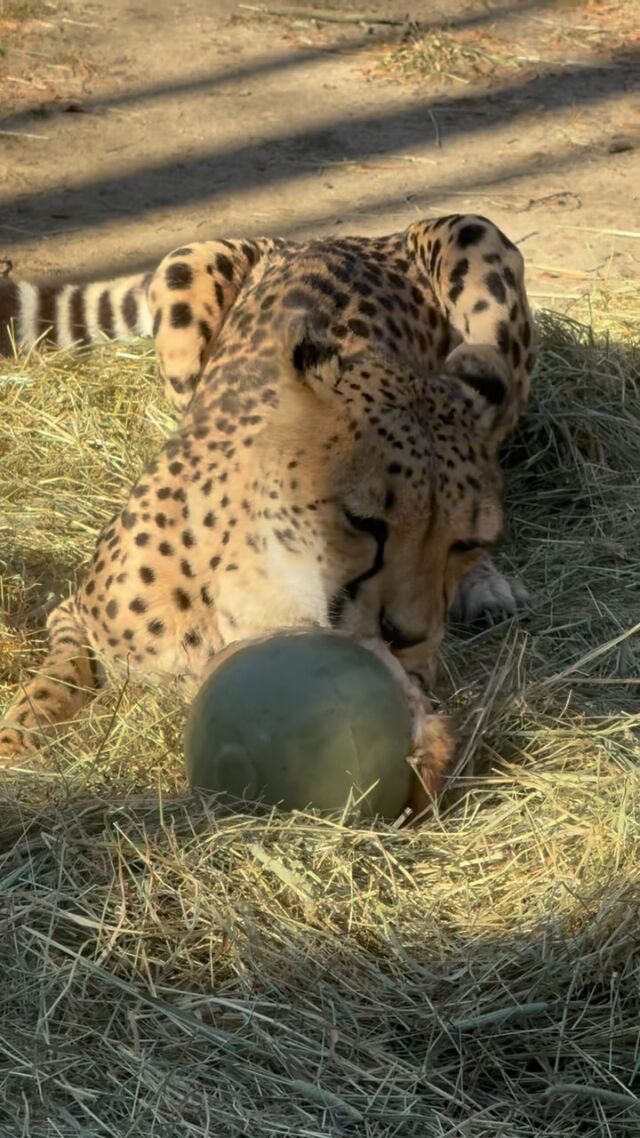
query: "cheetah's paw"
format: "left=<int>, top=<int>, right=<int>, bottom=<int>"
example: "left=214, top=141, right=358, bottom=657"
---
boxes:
left=451, top=557, right=528, bottom=628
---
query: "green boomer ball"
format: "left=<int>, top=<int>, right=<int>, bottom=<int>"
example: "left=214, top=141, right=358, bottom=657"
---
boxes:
left=184, top=631, right=414, bottom=820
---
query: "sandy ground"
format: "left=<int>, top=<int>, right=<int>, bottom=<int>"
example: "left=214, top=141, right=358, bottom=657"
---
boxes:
left=0, top=0, right=638, bottom=314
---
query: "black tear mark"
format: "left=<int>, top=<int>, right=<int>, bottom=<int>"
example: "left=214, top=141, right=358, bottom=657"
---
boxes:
left=328, top=511, right=388, bottom=626
left=450, top=539, right=490, bottom=553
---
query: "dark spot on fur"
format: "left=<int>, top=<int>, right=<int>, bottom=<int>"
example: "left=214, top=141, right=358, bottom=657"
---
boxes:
left=292, top=336, right=337, bottom=374
left=456, top=223, right=486, bottom=248
left=216, top=254, right=234, bottom=281
left=448, top=257, right=469, bottom=304
left=359, top=300, right=377, bottom=317
left=165, top=262, right=193, bottom=290
left=497, top=320, right=510, bottom=356
left=485, top=271, right=506, bottom=304
left=173, top=587, right=191, bottom=610
left=463, top=369, right=505, bottom=406
left=170, top=302, right=192, bottom=329
left=429, top=238, right=442, bottom=276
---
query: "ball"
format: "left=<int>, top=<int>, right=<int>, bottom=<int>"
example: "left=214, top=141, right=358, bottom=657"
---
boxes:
left=184, top=630, right=414, bottom=820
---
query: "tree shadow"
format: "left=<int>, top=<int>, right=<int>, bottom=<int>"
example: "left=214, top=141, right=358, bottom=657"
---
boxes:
left=0, top=0, right=552, bottom=136
left=0, top=41, right=636, bottom=255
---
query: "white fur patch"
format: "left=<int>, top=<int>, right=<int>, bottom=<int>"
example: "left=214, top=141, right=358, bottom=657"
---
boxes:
left=16, top=282, right=38, bottom=350
left=451, top=558, right=529, bottom=626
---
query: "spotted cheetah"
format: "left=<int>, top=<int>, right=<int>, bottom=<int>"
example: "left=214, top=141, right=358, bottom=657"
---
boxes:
left=0, top=215, right=536, bottom=795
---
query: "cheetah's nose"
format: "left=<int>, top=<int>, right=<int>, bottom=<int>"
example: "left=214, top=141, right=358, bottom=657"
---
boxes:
left=378, top=610, right=425, bottom=651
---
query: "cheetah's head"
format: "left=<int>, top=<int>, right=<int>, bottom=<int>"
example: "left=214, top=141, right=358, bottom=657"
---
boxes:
left=264, top=314, right=514, bottom=681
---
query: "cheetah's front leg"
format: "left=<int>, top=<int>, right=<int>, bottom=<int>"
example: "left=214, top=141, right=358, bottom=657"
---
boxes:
left=407, top=213, right=538, bottom=627
left=406, top=212, right=538, bottom=434
left=0, top=600, right=98, bottom=759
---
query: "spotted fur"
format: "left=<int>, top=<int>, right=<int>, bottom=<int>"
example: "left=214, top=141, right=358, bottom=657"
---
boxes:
left=0, top=215, right=537, bottom=795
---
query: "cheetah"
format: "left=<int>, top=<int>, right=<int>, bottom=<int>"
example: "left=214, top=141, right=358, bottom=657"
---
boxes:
left=0, top=214, right=537, bottom=795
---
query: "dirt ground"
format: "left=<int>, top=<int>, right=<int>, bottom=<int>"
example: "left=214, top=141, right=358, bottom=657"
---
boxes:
left=0, top=0, right=638, bottom=314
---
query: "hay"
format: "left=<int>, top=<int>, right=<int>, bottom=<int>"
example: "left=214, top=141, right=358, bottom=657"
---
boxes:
left=0, top=308, right=639, bottom=1135
left=371, top=29, right=518, bottom=87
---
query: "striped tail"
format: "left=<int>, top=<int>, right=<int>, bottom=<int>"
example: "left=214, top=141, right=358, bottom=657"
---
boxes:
left=0, top=272, right=153, bottom=356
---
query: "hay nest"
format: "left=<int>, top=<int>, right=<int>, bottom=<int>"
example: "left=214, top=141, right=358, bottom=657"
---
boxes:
left=0, top=310, right=639, bottom=1135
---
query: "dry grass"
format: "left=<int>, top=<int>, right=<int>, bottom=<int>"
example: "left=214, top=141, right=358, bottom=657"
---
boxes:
left=0, top=307, right=639, bottom=1135
left=0, top=0, right=41, bottom=18
left=368, top=1, right=640, bottom=90
left=372, top=29, right=517, bottom=88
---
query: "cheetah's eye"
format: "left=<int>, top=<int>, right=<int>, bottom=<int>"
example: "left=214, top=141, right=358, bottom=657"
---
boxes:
left=450, top=540, right=484, bottom=555
left=343, top=508, right=388, bottom=543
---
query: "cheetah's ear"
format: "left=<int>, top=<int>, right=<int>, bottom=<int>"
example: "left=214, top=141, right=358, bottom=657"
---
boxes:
left=284, top=312, right=342, bottom=394
left=444, top=344, right=515, bottom=442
